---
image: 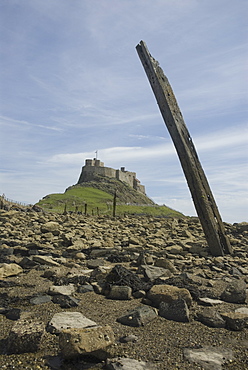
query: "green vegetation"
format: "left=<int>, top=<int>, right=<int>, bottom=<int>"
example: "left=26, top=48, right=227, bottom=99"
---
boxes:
left=36, top=185, right=184, bottom=218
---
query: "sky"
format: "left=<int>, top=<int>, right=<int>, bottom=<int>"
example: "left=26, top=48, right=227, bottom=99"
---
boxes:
left=0, top=0, right=247, bottom=223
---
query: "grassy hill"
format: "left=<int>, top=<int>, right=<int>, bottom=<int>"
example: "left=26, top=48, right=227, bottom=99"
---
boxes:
left=36, top=176, right=184, bottom=218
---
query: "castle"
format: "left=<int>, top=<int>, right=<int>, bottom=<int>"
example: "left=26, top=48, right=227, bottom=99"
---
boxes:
left=77, top=158, right=146, bottom=195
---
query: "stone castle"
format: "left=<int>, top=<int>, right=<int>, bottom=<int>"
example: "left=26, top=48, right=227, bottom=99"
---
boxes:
left=77, top=158, right=146, bottom=194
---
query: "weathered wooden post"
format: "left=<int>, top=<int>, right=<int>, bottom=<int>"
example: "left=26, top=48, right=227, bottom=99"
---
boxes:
left=113, top=190, right=117, bottom=218
left=84, top=203, right=88, bottom=216
left=136, top=40, right=232, bottom=256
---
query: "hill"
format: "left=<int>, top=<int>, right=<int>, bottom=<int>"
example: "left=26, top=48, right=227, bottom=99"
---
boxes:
left=36, top=176, right=184, bottom=218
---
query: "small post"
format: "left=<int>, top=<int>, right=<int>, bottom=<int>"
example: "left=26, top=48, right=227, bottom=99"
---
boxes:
left=113, top=190, right=117, bottom=218
left=84, top=203, right=88, bottom=215
left=136, top=40, right=232, bottom=256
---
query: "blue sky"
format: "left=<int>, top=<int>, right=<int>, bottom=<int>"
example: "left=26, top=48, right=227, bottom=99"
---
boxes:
left=0, top=0, right=247, bottom=223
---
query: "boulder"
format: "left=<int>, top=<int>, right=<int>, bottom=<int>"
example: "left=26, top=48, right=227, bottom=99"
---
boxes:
left=220, top=311, right=248, bottom=331
left=107, top=285, right=132, bottom=300
left=184, top=346, right=233, bottom=370
left=196, top=308, right=226, bottom=328
left=159, top=299, right=190, bottom=322
left=147, top=284, right=192, bottom=308
left=0, top=263, right=23, bottom=278
left=47, top=312, right=97, bottom=334
left=7, top=318, right=45, bottom=354
left=140, top=265, right=172, bottom=282
left=220, top=279, right=247, bottom=303
left=41, top=221, right=60, bottom=235
left=59, top=325, right=115, bottom=359
left=117, top=305, right=157, bottom=327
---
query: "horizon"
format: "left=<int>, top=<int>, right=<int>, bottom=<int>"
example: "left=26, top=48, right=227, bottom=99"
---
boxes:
left=0, top=0, right=247, bottom=223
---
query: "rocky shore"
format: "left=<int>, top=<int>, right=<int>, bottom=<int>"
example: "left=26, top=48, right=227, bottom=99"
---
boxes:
left=0, top=207, right=247, bottom=369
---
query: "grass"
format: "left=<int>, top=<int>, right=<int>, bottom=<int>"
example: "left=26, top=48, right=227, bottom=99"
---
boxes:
left=36, top=186, right=184, bottom=218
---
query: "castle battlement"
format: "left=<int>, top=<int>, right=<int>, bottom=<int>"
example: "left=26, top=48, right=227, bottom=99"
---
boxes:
left=77, top=158, right=146, bottom=195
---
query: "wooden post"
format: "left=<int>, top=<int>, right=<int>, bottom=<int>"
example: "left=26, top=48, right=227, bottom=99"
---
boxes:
left=136, top=41, right=232, bottom=256
left=84, top=203, right=87, bottom=215
left=113, top=190, right=117, bottom=218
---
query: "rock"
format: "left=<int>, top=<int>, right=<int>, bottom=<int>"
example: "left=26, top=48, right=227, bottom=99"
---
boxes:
left=87, top=258, right=106, bottom=269
left=0, top=263, right=23, bottom=278
left=196, top=308, right=226, bottom=328
left=59, top=325, right=115, bottom=359
left=19, top=257, right=39, bottom=268
left=47, top=312, right=97, bottom=334
left=30, top=295, right=52, bottom=305
left=107, top=285, right=132, bottom=300
left=48, top=284, right=75, bottom=296
left=133, top=290, right=146, bottom=298
left=235, top=222, right=248, bottom=232
left=220, top=311, right=248, bottom=331
left=33, top=255, right=60, bottom=267
left=183, top=346, right=233, bottom=370
left=140, top=265, right=172, bottom=282
left=77, top=284, right=94, bottom=293
left=41, top=221, right=60, bottom=235
left=198, top=297, right=224, bottom=306
left=105, top=264, right=152, bottom=292
left=7, top=318, right=45, bottom=354
left=117, top=305, right=157, bottom=327
left=165, top=245, right=184, bottom=254
left=220, top=279, right=247, bottom=303
left=159, top=299, right=190, bottom=322
left=52, top=294, right=80, bottom=308
left=154, top=258, right=177, bottom=273
left=235, top=306, right=248, bottom=314
left=119, top=334, right=139, bottom=343
left=106, top=357, right=156, bottom=369
left=5, top=308, right=21, bottom=320
left=147, top=284, right=192, bottom=308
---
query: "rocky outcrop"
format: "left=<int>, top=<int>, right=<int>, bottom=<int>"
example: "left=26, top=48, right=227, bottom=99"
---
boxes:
left=0, top=209, right=247, bottom=369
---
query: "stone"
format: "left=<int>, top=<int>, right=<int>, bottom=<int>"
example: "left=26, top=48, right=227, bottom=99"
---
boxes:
left=159, top=299, right=190, bottom=322
left=235, top=307, right=248, bottom=315
left=106, top=357, right=156, bottom=370
left=140, top=265, right=172, bottom=282
left=107, top=285, right=132, bottom=300
left=119, top=334, right=139, bottom=343
left=52, top=295, right=80, bottom=308
left=184, top=346, right=233, bottom=370
left=77, top=284, right=94, bottom=293
left=33, top=255, right=60, bottom=267
left=220, top=312, right=248, bottom=331
left=198, top=297, right=224, bottom=306
left=47, top=312, right=97, bottom=334
left=7, top=318, right=45, bottom=354
left=105, top=264, right=152, bottom=292
left=0, top=263, right=23, bottom=278
left=220, top=279, right=247, bottom=303
left=147, top=284, right=192, bottom=308
left=196, top=308, right=226, bottom=328
left=41, top=221, right=60, bottom=235
left=30, top=295, right=52, bottom=305
left=165, top=245, right=184, bottom=254
left=19, top=257, right=39, bottom=268
left=59, top=325, right=115, bottom=359
left=48, top=284, right=75, bottom=296
left=5, top=308, right=22, bottom=320
left=87, top=258, right=106, bottom=269
left=117, top=305, right=157, bottom=327
left=154, top=258, right=177, bottom=273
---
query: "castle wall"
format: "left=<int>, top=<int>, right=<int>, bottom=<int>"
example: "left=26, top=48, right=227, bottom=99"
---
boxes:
left=77, top=158, right=146, bottom=195
left=116, top=169, right=136, bottom=188
left=78, top=165, right=116, bottom=183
